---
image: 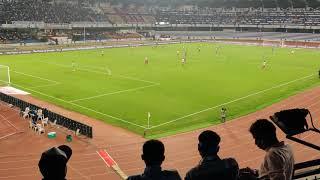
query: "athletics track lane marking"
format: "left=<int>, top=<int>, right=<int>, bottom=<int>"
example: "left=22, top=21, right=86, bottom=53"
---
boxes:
left=0, top=112, right=23, bottom=140
left=97, top=149, right=128, bottom=179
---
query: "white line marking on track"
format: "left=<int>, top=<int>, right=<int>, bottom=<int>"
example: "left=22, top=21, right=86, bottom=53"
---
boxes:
left=68, top=164, right=90, bottom=180
left=69, top=84, right=159, bottom=103
left=0, top=113, right=19, bottom=131
left=10, top=83, right=147, bottom=129
left=0, top=112, right=21, bottom=140
left=149, top=73, right=316, bottom=129
left=0, top=173, right=36, bottom=179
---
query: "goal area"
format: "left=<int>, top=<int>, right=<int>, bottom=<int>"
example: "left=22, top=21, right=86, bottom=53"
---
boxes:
left=0, top=65, right=11, bottom=87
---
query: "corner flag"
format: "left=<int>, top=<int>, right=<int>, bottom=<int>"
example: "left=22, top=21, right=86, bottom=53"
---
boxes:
left=147, top=112, right=151, bottom=129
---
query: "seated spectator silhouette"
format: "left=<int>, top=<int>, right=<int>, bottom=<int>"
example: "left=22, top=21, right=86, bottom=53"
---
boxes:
left=246, top=119, right=294, bottom=180
left=127, top=139, right=181, bottom=180
left=185, top=130, right=239, bottom=180
left=38, top=145, right=72, bottom=180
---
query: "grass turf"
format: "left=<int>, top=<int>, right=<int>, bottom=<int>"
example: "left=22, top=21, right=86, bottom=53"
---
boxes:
left=0, top=42, right=319, bottom=138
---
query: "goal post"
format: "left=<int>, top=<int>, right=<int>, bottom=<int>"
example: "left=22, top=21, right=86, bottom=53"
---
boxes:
left=0, top=65, right=11, bottom=86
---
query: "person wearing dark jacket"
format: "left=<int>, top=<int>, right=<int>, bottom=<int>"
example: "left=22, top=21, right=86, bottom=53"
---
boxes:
left=185, top=130, right=239, bottom=180
left=127, top=139, right=181, bottom=180
left=38, top=145, right=72, bottom=180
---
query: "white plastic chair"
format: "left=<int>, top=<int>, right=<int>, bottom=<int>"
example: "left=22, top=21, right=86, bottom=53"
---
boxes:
left=36, top=124, right=45, bottom=135
left=50, top=119, right=57, bottom=127
left=37, top=109, right=44, bottom=121
left=42, top=117, right=49, bottom=127
left=75, top=129, right=80, bottom=136
left=22, top=107, right=30, bottom=119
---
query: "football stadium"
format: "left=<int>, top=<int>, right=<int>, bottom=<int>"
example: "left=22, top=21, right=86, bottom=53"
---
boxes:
left=0, top=0, right=320, bottom=179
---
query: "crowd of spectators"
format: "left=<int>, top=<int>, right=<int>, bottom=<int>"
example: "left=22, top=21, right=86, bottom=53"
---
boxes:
left=0, top=29, right=31, bottom=43
left=127, top=119, right=294, bottom=180
left=0, top=29, right=38, bottom=44
left=40, top=119, right=295, bottom=180
left=156, top=8, right=320, bottom=26
left=1, top=0, right=320, bottom=26
left=0, top=0, right=104, bottom=23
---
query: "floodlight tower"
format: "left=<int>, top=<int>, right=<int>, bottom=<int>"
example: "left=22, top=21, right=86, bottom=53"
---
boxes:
left=274, top=0, right=279, bottom=8
left=289, top=0, right=294, bottom=9
left=304, top=0, right=309, bottom=9
left=260, top=0, right=264, bottom=9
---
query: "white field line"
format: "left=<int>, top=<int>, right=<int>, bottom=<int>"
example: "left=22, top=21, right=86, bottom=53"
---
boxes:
left=12, top=71, right=60, bottom=83
left=149, top=73, right=315, bottom=129
left=12, top=71, right=61, bottom=88
left=69, top=84, right=159, bottom=103
left=70, top=63, right=160, bottom=85
left=40, top=61, right=159, bottom=85
left=10, top=83, right=147, bottom=129
left=0, top=80, right=8, bottom=85
left=28, top=82, right=60, bottom=89
left=37, top=61, right=160, bottom=103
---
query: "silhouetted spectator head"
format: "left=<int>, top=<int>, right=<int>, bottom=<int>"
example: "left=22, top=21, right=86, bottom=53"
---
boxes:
left=198, top=130, right=220, bottom=158
left=141, top=139, right=165, bottom=166
left=249, top=119, right=278, bottom=150
left=57, top=145, right=72, bottom=161
left=38, top=145, right=72, bottom=180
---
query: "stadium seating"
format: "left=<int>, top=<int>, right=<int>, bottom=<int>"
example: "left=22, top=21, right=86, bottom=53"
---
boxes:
left=155, top=8, right=320, bottom=26
left=0, top=0, right=319, bottom=26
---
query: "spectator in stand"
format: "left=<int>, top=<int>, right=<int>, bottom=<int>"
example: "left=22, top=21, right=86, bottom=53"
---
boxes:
left=38, top=145, right=72, bottom=180
left=185, top=130, right=239, bottom=180
left=127, top=139, right=181, bottom=180
left=245, top=119, right=294, bottom=180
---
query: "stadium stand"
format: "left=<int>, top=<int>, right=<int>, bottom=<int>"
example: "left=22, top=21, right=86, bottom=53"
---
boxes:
left=0, top=0, right=105, bottom=23
left=155, top=8, right=320, bottom=26
left=0, top=0, right=319, bottom=26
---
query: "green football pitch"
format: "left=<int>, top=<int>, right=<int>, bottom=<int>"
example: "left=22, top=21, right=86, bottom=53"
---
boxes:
left=0, top=42, right=319, bottom=138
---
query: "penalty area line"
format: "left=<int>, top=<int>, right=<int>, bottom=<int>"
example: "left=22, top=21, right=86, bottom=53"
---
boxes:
left=12, top=71, right=60, bottom=83
left=10, top=83, right=147, bottom=129
left=69, top=84, right=159, bottom=103
left=148, top=73, right=315, bottom=129
left=40, top=61, right=159, bottom=85
left=28, top=82, right=61, bottom=89
left=12, top=70, right=62, bottom=89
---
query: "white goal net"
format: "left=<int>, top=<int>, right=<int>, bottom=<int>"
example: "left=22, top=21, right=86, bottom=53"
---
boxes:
left=0, top=65, right=11, bottom=87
